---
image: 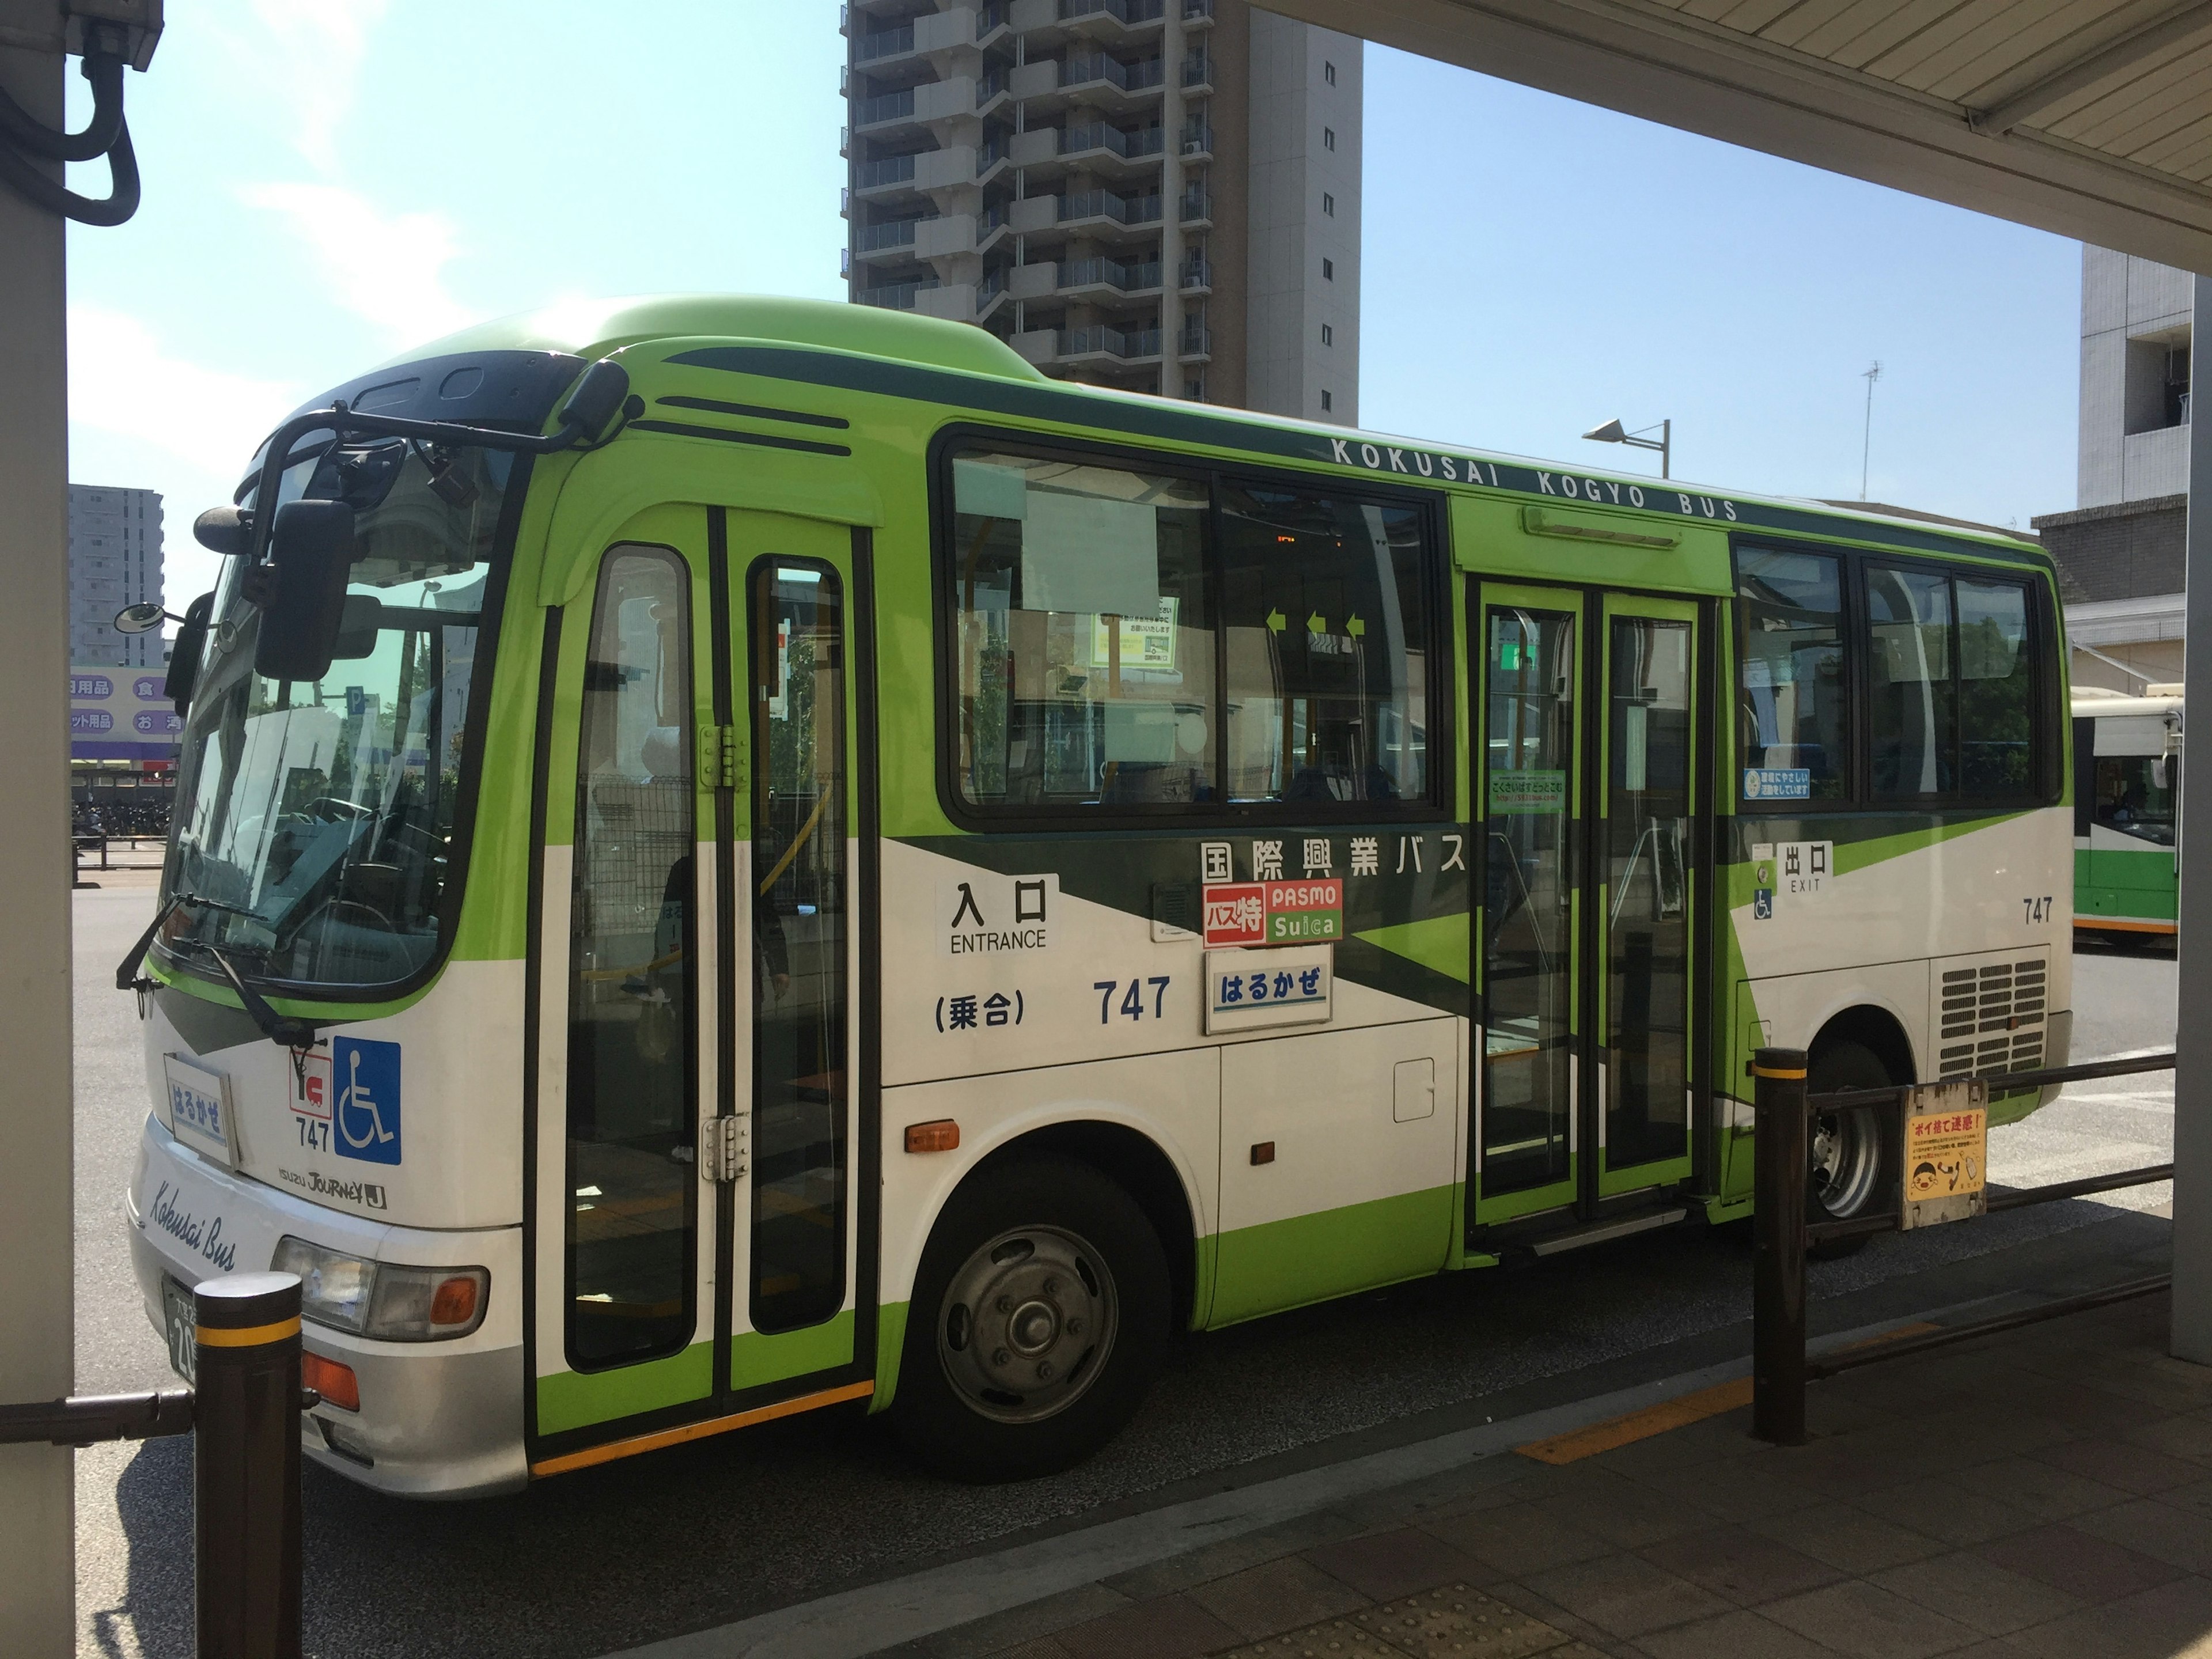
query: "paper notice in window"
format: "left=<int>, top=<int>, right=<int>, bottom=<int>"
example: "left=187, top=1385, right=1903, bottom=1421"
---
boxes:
left=1021, top=490, right=1160, bottom=617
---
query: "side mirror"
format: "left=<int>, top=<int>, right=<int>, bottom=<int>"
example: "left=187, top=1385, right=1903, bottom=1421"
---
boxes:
left=164, top=591, right=215, bottom=714
left=331, top=594, right=384, bottom=661
left=113, top=600, right=170, bottom=635
left=194, top=504, right=252, bottom=556
left=252, top=499, right=357, bottom=683
left=558, top=359, right=631, bottom=442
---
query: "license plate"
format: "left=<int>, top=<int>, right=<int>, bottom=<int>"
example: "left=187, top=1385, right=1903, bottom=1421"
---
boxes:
left=162, top=1277, right=196, bottom=1384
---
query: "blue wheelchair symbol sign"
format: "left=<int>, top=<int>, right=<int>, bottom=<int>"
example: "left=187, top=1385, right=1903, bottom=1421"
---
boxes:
left=1752, top=888, right=1774, bottom=921
left=332, top=1037, right=402, bottom=1165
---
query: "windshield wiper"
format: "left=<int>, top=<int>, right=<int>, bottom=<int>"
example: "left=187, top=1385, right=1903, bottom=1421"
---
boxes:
left=196, top=942, right=317, bottom=1048
left=115, top=892, right=318, bottom=1048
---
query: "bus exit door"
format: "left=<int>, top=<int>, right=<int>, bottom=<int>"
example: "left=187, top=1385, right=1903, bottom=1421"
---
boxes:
left=1469, top=582, right=1709, bottom=1241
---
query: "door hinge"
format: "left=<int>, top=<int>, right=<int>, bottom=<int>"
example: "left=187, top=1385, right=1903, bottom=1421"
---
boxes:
left=699, top=1113, right=749, bottom=1183
left=698, top=724, right=741, bottom=792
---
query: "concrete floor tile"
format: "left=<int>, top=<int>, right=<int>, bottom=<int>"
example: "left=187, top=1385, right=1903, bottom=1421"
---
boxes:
left=1760, top=1579, right=1982, bottom=1659
left=971, top=1641, right=1074, bottom=1659
left=1185, top=1556, right=1369, bottom=1642
left=1977, top=1521, right=2184, bottom=1603
left=2071, top=1497, right=2212, bottom=1574
left=1424, top=1502, right=1613, bottom=1579
left=1749, top=1502, right=1949, bottom=1575
left=1536, top=1478, right=1711, bottom=1550
left=1630, top=1608, right=1842, bottom=1659
left=1051, top=1593, right=1243, bottom=1659
left=1846, top=1479, right=2044, bottom=1548
left=1948, top=1455, right=2133, bottom=1521
left=925, top=1585, right=1133, bottom=1658
left=1106, top=1509, right=1371, bottom=1598
left=2027, top=1434, right=2207, bottom=1494
left=1868, top=1551, right=2083, bottom=1637
left=2002, top=1574, right=2212, bottom=1659
left=1635, top=1524, right=1843, bottom=1607
left=1623, top=1452, right=1827, bottom=1521
left=1302, top=1527, right=1482, bottom=1603
left=1520, top=1552, right=1734, bottom=1639
left=1210, top=1616, right=1408, bottom=1658
left=2117, top=1412, right=2212, bottom=1464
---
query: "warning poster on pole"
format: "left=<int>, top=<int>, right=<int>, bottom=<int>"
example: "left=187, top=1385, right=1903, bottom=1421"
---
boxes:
left=1899, top=1080, right=1989, bottom=1229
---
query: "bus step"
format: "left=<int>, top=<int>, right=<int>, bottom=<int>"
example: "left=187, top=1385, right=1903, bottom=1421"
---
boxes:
left=1527, top=1207, right=1689, bottom=1258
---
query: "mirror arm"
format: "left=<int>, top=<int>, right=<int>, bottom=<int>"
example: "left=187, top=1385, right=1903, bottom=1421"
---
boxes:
left=242, top=399, right=615, bottom=564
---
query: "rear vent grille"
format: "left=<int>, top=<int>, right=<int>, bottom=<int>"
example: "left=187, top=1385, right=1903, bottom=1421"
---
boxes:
left=1936, top=957, right=2047, bottom=1081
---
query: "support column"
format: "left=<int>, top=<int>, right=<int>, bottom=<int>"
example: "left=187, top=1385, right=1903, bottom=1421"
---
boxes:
left=0, top=0, right=77, bottom=1649
left=2175, top=271, right=2212, bottom=1363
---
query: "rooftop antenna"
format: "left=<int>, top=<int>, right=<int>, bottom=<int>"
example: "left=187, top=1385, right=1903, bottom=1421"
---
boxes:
left=1859, top=361, right=1883, bottom=501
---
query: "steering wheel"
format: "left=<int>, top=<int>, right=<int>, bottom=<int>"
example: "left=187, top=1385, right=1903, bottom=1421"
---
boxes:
left=298, top=896, right=397, bottom=937
left=301, top=796, right=376, bottom=824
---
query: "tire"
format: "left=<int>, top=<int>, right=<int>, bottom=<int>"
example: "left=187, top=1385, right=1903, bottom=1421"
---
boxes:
left=893, top=1154, right=1169, bottom=1482
left=1806, top=1040, right=1897, bottom=1260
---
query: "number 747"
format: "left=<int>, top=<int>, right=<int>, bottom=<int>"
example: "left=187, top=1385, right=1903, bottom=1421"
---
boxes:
left=1096, top=977, right=1171, bottom=1022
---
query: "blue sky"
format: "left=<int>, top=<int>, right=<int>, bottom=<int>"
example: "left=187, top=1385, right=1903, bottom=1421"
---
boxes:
left=64, top=2, right=2080, bottom=607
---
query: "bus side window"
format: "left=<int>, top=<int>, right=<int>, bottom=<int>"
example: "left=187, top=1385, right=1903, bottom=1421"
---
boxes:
left=1866, top=566, right=1955, bottom=799
left=1955, top=577, right=2035, bottom=797
left=1217, top=484, right=1432, bottom=805
left=948, top=449, right=1215, bottom=809
left=1734, top=547, right=1849, bottom=802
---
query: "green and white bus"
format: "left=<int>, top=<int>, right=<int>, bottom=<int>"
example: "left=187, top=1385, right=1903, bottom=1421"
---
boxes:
left=124, top=297, right=2073, bottom=1496
left=2071, top=685, right=2181, bottom=942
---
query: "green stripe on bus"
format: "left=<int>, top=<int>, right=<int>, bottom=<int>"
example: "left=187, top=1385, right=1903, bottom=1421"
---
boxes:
left=535, top=1340, right=713, bottom=1437
left=1207, top=1185, right=1457, bottom=1329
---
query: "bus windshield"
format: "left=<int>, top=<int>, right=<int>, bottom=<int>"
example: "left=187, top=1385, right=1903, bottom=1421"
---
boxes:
left=158, top=440, right=514, bottom=991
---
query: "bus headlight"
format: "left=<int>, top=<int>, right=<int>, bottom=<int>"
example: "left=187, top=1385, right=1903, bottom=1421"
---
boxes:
left=272, top=1237, right=489, bottom=1341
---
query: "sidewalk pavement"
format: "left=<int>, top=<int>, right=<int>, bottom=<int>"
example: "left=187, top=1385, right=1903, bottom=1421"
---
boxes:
left=877, top=1288, right=2212, bottom=1659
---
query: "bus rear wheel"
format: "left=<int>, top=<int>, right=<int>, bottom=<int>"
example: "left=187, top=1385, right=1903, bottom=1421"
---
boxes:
left=894, top=1155, right=1168, bottom=1483
left=1806, top=1040, right=1896, bottom=1259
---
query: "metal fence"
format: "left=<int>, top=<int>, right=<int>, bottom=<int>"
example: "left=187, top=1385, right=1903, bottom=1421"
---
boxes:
left=1750, top=1046, right=2175, bottom=1446
left=1, top=1272, right=309, bottom=1657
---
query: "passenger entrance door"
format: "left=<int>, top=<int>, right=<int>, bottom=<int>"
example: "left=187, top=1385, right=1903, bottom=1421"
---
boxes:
left=1468, top=583, right=1703, bottom=1236
left=528, top=506, right=873, bottom=1474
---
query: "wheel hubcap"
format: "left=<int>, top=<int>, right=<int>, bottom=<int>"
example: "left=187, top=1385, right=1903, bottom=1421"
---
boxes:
left=937, top=1226, right=1117, bottom=1424
left=1812, top=1107, right=1882, bottom=1218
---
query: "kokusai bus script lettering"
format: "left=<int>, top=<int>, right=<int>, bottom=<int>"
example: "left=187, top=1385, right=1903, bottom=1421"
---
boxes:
left=1265, top=878, right=1342, bottom=943
left=1490, top=770, right=1566, bottom=813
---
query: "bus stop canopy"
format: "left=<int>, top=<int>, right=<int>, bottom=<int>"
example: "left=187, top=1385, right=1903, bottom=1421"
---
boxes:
left=1263, top=0, right=2212, bottom=272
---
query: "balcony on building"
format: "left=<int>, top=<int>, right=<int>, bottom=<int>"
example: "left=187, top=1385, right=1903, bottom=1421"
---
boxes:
left=1177, top=253, right=1211, bottom=293
left=1054, top=49, right=1166, bottom=112
left=1177, top=187, right=1212, bottom=229
left=855, top=276, right=942, bottom=311
left=1057, top=187, right=1164, bottom=238
left=853, top=215, right=925, bottom=266
left=1181, top=47, right=1211, bottom=91
left=854, top=20, right=918, bottom=67
left=1058, top=254, right=1165, bottom=302
left=1178, top=118, right=1213, bottom=161
left=854, top=150, right=921, bottom=200
left=853, top=85, right=918, bottom=134
left=1057, top=0, right=1166, bottom=43
left=1180, top=0, right=1213, bottom=26
left=1016, top=324, right=1165, bottom=370
left=1177, top=323, right=1211, bottom=361
left=1054, top=119, right=1166, bottom=175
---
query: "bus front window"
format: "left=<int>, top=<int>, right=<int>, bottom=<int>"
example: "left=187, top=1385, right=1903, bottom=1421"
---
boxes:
left=159, top=441, right=513, bottom=991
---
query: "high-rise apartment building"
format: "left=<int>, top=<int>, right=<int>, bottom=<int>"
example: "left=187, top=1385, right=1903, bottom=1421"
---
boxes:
left=842, top=0, right=1360, bottom=423
left=2030, top=248, right=2191, bottom=692
left=68, top=484, right=164, bottom=668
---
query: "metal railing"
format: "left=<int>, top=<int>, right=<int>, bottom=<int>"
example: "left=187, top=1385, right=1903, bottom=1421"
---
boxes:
left=977, top=135, right=1010, bottom=174
left=2, top=1273, right=310, bottom=1656
left=1059, top=188, right=1161, bottom=225
left=978, top=2, right=1006, bottom=35
left=1057, top=324, right=1163, bottom=359
left=1182, top=48, right=1213, bottom=86
left=854, top=217, right=921, bottom=251
left=1060, top=0, right=1166, bottom=21
left=1179, top=188, right=1213, bottom=222
left=978, top=66, right=1009, bottom=105
left=855, top=153, right=916, bottom=190
left=856, top=278, right=940, bottom=310
left=1184, top=0, right=1214, bottom=17
left=854, top=23, right=914, bottom=62
left=1179, top=324, right=1211, bottom=357
left=1062, top=120, right=1165, bottom=160
left=1063, top=51, right=1165, bottom=93
left=1749, top=1046, right=2176, bottom=1446
left=1180, top=122, right=1214, bottom=154
left=1179, top=255, right=1212, bottom=289
left=979, top=267, right=1009, bottom=306
left=1061, top=255, right=1162, bottom=291
left=854, top=87, right=915, bottom=126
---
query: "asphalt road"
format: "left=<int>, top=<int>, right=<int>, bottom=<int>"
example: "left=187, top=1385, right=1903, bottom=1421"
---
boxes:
left=67, top=888, right=2179, bottom=1659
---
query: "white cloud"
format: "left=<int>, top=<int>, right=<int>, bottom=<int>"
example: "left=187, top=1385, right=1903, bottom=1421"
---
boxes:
left=241, top=0, right=391, bottom=177
left=67, top=304, right=299, bottom=479
left=239, top=181, right=480, bottom=349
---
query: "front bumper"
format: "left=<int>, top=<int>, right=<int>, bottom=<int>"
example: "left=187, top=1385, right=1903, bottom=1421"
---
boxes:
left=127, top=1115, right=528, bottom=1499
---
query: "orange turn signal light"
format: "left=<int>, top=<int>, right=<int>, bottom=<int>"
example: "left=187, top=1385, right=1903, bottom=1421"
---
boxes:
left=430, top=1275, right=480, bottom=1328
left=904, top=1119, right=960, bottom=1154
left=302, top=1351, right=361, bottom=1412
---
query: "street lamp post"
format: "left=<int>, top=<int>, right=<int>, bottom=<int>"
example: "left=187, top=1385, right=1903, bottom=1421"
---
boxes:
left=1582, top=416, right=1671, bottom=479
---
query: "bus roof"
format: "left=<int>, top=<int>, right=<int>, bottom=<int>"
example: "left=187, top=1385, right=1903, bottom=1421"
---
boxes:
left=384, top=294, right=2046, bottom=561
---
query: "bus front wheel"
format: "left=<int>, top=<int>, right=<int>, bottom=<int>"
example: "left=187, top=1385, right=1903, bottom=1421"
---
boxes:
left=1806, top=1040, right=1896, bottom=1259
left=894, top=1154, right=1168, bottom=1482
